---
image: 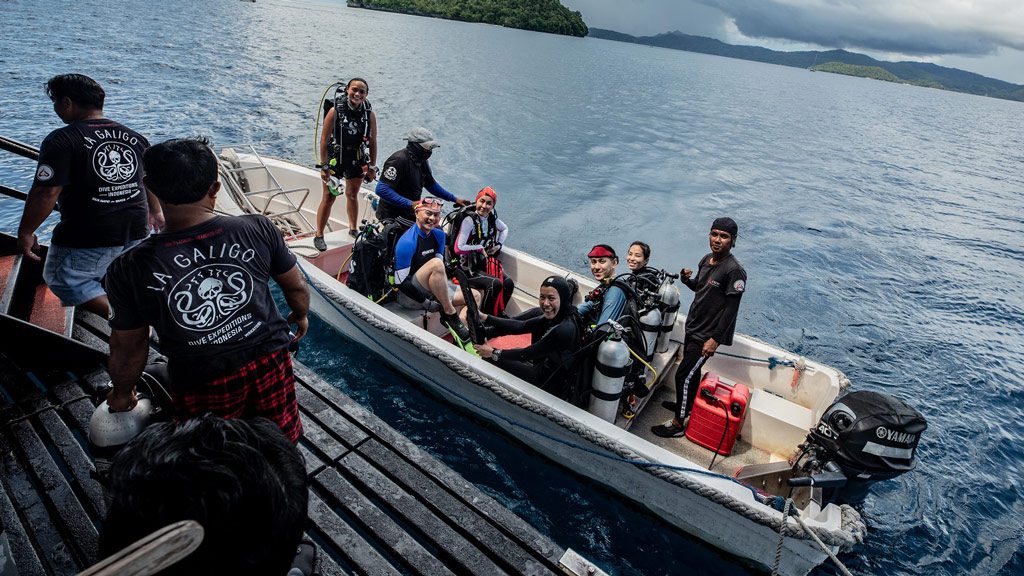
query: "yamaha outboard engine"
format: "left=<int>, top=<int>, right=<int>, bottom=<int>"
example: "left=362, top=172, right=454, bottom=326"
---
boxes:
left=655, top=275, right=680, bottom=353
left=790, top=390, right=927, bottom=505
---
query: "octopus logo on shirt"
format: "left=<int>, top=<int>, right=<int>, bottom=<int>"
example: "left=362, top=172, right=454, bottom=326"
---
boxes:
left=383, top=166, right=398, bottom=181
left=169, top=264, right=253, bottom=331
left=92, top=141, right=139, bottom=185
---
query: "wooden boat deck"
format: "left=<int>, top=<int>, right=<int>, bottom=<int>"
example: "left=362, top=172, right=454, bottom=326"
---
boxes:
left=0, top=310, right=592, bottom=575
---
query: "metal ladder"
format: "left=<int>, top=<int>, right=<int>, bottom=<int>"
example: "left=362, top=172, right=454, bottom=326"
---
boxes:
left=218, top=145, right=316, bottom=237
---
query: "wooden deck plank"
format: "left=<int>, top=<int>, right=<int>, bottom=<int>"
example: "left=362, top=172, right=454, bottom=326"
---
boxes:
left=358, top=439, right=557, bottom=575
left=1, top=309, right=572, bottom=576
left=0, top=440, right=46, bottom=576
left=340, top=447, right=511, bottom=575
left=71, top=324, right=109, bottom=356
left=296, top=413, right=351, bottom=463
left=6, top=416, right=98, bottom=566
left=295, top=362, right=564, bottom=567
left=19, top=388, right=106, bottom=520
left=295, top=382, right=369, bottom=447
left=51, top=379, right=96, bottom=434
left=314, top=466, right=456, bottom=576
left=0, top=438, right=80, bottom=575
left=307, top=491, right=402, bottom=576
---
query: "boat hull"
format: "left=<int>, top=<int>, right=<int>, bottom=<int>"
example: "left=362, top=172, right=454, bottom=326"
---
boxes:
left=302, top=260, right=829, bottom=576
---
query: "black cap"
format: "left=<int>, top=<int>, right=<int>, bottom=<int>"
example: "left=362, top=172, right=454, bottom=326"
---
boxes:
left=711, top=217, right=738, bottom=238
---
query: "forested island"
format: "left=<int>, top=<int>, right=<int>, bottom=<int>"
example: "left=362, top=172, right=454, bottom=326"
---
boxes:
left=589, top=28, right=1024, bottom=103
left=810, top=62, right=944, bottom=90
left=347, top=0, right=588, bottom=37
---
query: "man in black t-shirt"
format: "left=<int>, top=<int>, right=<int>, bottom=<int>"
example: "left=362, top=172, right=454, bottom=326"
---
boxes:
left=373, top=127, right=470, bottom=221
left=18, top=74, right=162, bottom=316
left=653, top=217, right=747, bottom=438
left=104, top=138, right=309, bottom=443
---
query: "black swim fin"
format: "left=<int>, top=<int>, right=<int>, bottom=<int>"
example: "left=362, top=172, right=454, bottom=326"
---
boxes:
left=451, top=267, right=485, bottom=346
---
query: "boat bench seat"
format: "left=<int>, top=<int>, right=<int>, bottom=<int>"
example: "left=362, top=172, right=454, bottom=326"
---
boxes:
left=740, top=389, right=814, bottom=458
left=382, top=301, right=450, bottom=338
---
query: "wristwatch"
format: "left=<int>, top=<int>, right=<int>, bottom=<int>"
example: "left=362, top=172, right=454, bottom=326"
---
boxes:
left=491, top=349, right=501, bottom=362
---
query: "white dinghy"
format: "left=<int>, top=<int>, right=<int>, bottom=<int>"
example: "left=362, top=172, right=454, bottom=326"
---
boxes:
left=212, top=147, right=924, bottom=575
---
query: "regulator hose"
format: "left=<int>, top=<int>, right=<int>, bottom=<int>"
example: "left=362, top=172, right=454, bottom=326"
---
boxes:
left=313, top=81, right=345, bottom=166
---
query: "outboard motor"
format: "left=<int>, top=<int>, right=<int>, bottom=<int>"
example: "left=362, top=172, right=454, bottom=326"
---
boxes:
left=655, top=276, right=680, bottom=353
left=589, top=334, right=630, bottom=423
left=790, top=390, right=927, bottom=505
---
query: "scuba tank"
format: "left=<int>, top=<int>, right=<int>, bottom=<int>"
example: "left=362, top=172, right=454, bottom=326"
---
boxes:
left=588, top=334, right=630, bottom=423
left=639, top=307, right=662, bottom=358
left=655, top=276, right=681, bottom=353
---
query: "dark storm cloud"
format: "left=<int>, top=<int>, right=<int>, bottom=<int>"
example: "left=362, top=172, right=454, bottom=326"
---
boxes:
left=696, top=0, right=1024, bottom=56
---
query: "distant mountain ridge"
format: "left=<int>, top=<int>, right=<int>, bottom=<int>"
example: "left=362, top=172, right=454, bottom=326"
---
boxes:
left=589, top=28, right=1024, bottom=103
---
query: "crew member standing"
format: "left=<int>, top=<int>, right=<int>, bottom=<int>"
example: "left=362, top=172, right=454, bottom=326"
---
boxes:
left=653, top=217, right=746, bottom=438
left=103, top=138, right=309, bottom=443
left=374, top=127, right=469, bottom=222
left=18, top=73, right=162, bottom=316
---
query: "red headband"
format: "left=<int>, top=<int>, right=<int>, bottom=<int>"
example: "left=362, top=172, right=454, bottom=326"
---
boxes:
left=476, top=186, right=496, bottom=203
left=587, top=245, right=616, bottom=259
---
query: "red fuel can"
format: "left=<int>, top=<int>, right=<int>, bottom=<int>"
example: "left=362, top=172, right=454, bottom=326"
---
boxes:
left=685, top=373, right=751, bottom=455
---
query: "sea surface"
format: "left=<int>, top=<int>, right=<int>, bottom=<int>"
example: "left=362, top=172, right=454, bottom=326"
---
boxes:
left=2, top=1, right=1023, bottom=574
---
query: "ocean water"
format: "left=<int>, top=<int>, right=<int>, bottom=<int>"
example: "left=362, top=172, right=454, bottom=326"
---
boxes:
left=2, top=0, right=1023, bottom=574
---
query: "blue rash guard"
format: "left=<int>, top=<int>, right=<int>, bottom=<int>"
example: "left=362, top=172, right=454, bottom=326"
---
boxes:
left=577, top=284, right=626, bottom=326
left=393, top=224, right=446, bottom=301
left=375, top=181, right=456, bottom=210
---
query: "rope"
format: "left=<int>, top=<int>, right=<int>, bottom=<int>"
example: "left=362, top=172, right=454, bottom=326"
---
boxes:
left=772, top=498, right=793, bottom=575
left=790, top=499, right=855, bottom=576
left=3, top=394, right=92, bottom=427
left=714, top=350, right=796, bottom=369
left=297, top=265, right=867, bottom=550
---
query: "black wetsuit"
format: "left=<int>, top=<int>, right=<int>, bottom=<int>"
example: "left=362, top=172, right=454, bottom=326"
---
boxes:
left=485, top=313, right=580, bottom=400
left=673, top=252, right=747, bottom=422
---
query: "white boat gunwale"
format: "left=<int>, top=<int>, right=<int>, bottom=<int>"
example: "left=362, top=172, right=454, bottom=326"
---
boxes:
left=216, top=148, right=865, bottom=576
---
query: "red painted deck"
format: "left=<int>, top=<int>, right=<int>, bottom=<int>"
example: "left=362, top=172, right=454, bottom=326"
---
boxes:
left=0, top=254, right=15, bottom=290
left=28, top=283, right=67, bottom=335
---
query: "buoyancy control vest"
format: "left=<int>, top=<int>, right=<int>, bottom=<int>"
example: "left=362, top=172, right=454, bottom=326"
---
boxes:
left=443, top=206, right=499, bottom=273
left=325, top=92, right=372, bottom=163
left=579, top=274, right=661, bottom=405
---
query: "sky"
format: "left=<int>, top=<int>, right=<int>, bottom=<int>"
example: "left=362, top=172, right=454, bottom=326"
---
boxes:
left=561, top=0, right=1024, bottom=85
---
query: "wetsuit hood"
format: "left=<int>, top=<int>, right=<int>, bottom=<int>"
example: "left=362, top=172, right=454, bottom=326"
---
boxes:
left=542, top=276, right=576, bottom=323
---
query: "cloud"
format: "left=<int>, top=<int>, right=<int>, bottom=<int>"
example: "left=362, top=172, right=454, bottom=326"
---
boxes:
left=696, top=0, right=1024, bottom=56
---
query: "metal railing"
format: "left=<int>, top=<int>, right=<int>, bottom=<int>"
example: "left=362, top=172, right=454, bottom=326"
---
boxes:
left=0, top=135, right=39, bottom=202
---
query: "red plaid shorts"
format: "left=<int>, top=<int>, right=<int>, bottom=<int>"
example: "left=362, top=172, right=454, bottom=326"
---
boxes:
left=173, top=347, right=303, bottom=443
